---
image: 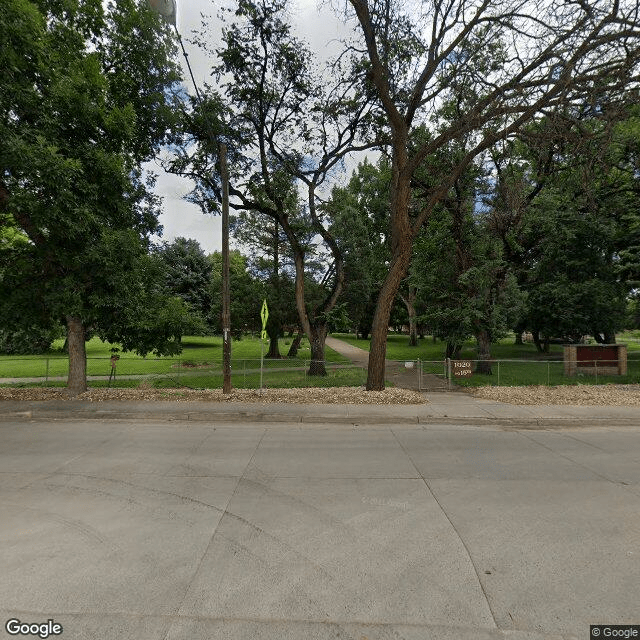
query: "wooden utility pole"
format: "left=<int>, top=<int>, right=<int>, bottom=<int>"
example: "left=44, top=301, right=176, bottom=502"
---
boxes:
left=149, top=1, right=232, bottom=391
left=220, top=143, right=232, bottom=393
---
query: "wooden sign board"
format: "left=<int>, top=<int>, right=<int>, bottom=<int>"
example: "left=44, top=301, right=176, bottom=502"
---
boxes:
left=452, top=360, right=473, bottom=377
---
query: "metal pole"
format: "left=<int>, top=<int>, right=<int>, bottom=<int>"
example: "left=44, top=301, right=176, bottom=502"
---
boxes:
left=260, top=345, right=264, bottom=390
left=547, top=362, right=550, bottom=386
left=497, top=361, right=500, bottom=386
left=220, top=143, right=232, bottom=394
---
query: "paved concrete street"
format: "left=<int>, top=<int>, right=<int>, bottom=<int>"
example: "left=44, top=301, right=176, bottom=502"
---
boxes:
left=1, top=418, right=639, bottom=639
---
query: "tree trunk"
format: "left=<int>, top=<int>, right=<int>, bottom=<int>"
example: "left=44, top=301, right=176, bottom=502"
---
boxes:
left=287, top=329, right=303, bottom=357
left=514, top=331, right=523, bottom=345
left=475, top=329, right=492, bottom=375
left=533, top=330, right=544, bottom=353
left=366, top=142, right=415, bottom=390
left=367, top=246, right=413, bottom=390
left=445, top=341, right=461, bottom=359
left=66, top=316, right=87, bottom=395
left=265, top=218, right=281, bottom=360
left=408, top=314, right=417, bottom=346
left=399, top=286, right=418, bottom=347
left=308, top=323, right=327, bottom=376
left=265, top=323, right=281, bottom=359
left=279, top=184, right=344, bottom=379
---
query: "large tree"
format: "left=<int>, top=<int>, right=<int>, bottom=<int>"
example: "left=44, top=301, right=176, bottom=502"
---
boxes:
left=230, top=194, right=309, bottom=359
left=0, top=0, right=183, bottom=393
left=325, top=158, right=391, bottom=339
left=208, top=249, right=262, bottom=339
left=154, top=237, right=212, bottom=329
left=169, top=0, right=374, bottom=375
left=0, top=216, right=62, bottom=354
left=414, top=172, right=525, bottom=368
left=486, top=108, right=640, bottom=348
left=344, top=0, right=640, bottom=388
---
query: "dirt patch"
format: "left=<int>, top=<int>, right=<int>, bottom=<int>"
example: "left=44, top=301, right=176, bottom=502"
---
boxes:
left=0, top=386, right=427, bottom=405
left=170, top=362, right=216, bottom=369
left=472, top=384, right=640, bottom=406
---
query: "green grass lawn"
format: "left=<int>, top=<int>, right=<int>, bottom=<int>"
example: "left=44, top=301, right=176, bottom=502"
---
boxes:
left=332, top=332, right=565, bottom=361
left=3, top=364, right=367, bottom=390
left=0, top=334, right=349, bottom=380
left=4, top=331, right=640, bottom=389
left=452, top=359, right=640, bottom=388
left=114, top=365, right=365, bottom=390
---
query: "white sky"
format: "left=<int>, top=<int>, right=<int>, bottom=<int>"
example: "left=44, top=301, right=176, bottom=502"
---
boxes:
left=151, top=0, right=355, bottom=253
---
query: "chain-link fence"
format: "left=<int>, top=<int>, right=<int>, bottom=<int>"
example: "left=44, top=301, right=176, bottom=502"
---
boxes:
left=0, top=357, right=367, bottom=390
left=437, top=357, right=640, bottom=388
left=3, top=355, right=640, bottom=390
left=394, top=357, right=640, bottom=390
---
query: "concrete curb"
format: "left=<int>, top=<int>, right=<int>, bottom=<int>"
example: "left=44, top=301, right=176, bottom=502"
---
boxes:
left=1, top=400, right=639, bottom=429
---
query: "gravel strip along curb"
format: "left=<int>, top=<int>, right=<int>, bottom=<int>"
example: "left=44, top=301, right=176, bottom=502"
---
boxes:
left=473, top=383, right=640, bottom=405
left=5, top=384, right=640, bottom=407
left=0, top=386, right=427, bottom=405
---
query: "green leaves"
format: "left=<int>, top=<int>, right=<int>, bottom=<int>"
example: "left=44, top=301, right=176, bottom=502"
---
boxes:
left=0, top=0, right=189, bottom=371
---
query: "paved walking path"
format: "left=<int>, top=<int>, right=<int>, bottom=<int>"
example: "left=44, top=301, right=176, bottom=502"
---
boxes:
left=325, top=336, right=370, bottom=365
left=326, top=335, right=448, bottom=391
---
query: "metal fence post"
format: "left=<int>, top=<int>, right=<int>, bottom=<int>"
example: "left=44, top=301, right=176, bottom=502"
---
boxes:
left=446, top=357, right=451, bottom=390
left=260, top=343, right=264, bottom=390
left=497, top=361, right=500, bottom=386
left=547, top=362, right=550, bottom=386
left=45, top=357, right=49, bottom=385
left=417, top=358, right=422, bottom=390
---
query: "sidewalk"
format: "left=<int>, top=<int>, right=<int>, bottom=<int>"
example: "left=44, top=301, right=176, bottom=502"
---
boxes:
left=1, top=392, right=639, bottom=427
